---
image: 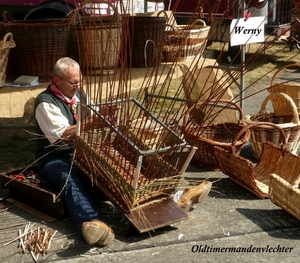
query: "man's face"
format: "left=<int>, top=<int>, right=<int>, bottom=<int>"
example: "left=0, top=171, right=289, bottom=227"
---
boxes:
left=54, top=67, right=81, bottom=99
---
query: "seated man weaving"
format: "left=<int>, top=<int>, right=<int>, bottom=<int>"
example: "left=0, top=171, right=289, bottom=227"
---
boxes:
left=34, top=57, right=211, bottom=247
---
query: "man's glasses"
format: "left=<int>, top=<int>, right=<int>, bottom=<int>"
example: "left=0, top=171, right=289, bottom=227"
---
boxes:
left=57, top=76, right=82, bottom=88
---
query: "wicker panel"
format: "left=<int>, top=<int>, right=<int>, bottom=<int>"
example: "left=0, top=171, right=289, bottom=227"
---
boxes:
left=0, top=32, right=15, bottom=87
left=269, top=173, right=300, bottom=221
left=3, top=11, right=70, bottom=82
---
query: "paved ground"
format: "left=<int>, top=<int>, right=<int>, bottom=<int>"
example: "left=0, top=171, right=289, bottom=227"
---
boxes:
left=1, top=65, right=300, bottom=263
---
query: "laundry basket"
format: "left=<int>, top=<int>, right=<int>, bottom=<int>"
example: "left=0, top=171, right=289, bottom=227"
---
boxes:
left=0, top=32, right=15, bottom=87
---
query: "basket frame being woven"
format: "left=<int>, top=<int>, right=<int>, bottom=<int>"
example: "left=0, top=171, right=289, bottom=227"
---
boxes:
left=245, top=92, right=300, bottom=159
left=215, top=122, right=300, bottom=198
left=182, top=100, right=250, bottom=171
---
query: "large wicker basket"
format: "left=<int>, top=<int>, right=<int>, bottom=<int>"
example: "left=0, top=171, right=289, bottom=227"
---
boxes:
left=0, top=32, right=15, bottom=87
left=3, top=11, right=71, bottom=82
left=267, top=63, right=300, bottom=115
left=215, top=122, right=300, bottom=198
left=182, top=100, right=250, bottom=171
left=73, top=98, right=196, bottom=213
left=162, top=19, right=210, bottom=62
left=74, top=0, right=121, bottom=74
left=127, top=14, right=167, bottom=67
left=269, top=173, right=300, bottom=221
left=245, top=92, right=300, bottom=159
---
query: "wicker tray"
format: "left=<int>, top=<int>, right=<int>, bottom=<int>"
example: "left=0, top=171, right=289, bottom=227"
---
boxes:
left=3, top=11, right=71, bottom=82
left=73, top=98, right=196, bottom=213
left=0, top=32, right=15, bottom=87
left=182, top=100, right=250, bottom=171
left=162, top=19, right=210, bottom=62
left=245, top=92, right=300, bottom=159
left=214, top=122, right=300, bottom=198
left=268, top=63, right=300, bottom=115
left=269, top=173, right=300, bottom=221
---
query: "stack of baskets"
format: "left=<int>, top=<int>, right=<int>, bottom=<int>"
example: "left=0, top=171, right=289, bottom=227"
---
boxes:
left=3, top=11, right=71, bottom=82
left=182, top=100, right=251, bottom=171
left=0, top=32, right=15, bottom=87
left=162, top=19, right=210, bottom=62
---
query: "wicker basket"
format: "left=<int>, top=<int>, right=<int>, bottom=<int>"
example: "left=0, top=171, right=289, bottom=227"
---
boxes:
left=3, top=11, right=71, bottom=82
left=245, top=93, right=300, bottom=159
left=214, top=122, right=300, bottom=198
left=268, top=63, right=300, bottom=115
left=162, top=19, right=210, bottom=62
left=127, top=14, right=167, bottom=67
left=182, top=100, right=251, bottom=171
left=0, top=32, right=15, bottom=87
left=269, top=173, right=300, bottom=221
left=74, top=0, right=121, bottom=74
left=73, top=98, right=196, bottom=213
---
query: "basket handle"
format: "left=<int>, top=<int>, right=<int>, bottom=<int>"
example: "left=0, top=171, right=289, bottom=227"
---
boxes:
left=258, top=92, right=300, bottom=124
left=1, top=32, right=16, bottom=49
left=191, top=19, right=207, bottom=27
left=182, top=99, right=244, bottom=127
left=232, top=121, right=287, bottom=149
left=270, top=63, right=300, bottom=87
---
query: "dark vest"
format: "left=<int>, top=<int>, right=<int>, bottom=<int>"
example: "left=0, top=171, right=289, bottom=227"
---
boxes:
left=34, top=85, right=87, bottom=159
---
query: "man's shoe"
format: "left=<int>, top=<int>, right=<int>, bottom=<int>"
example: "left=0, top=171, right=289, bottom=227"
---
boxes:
left=82, top=220, right=115, bottom=246
left=177, top=181, right=212, bottom=212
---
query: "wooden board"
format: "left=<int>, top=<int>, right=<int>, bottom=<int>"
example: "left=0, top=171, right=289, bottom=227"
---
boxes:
left=124, top=199, right=189, bottom=233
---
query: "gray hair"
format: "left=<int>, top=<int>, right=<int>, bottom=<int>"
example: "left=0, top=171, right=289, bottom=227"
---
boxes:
left=53, top=57, right=80, bottom=77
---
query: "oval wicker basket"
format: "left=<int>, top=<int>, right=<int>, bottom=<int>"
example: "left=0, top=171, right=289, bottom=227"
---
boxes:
left=245, top=92, right=300, bottom=159
left=182, top=100, right=250, bottom=171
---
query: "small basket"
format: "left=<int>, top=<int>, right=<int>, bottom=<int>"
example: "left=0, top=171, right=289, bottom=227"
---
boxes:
left=269, top=173, right=300, bottom=221
left=182, top=100, right=251, bottom=171
left=245, top=92, right=300, bottom=159
left=3, top=11, right=71, bottom=82
left=0, top=32, right=15, bottom=87
left=162, top=19, right=210, bottom=62
left=214, top=122, right=300, bottom=198
left=127, top=13, right=167, bottom=67
left=267, top=63, right=300, bottom=115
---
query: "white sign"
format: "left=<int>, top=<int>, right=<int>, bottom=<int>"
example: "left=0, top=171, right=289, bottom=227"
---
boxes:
left=230, top=16, right=265, bottom=46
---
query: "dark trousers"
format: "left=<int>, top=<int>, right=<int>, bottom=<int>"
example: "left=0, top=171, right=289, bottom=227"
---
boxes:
left=38, top=155, right=102, bottom=238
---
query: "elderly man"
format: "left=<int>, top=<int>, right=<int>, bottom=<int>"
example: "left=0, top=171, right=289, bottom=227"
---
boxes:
left=34, top=57, right=114, bottom=246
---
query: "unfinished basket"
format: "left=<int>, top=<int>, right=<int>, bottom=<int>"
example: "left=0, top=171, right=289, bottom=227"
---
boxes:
left=245, top=92, right=300, bottom=159
left=269, top=173, right=300, bottom=221
left=182, top=100, right=250, bottom=171
left=268, top=63, right=300, bottom=115
left=73, top=98, right=196, bottom=213
left=3, top=11, right=71, bottom=82
left=162, top=19, right=210, bottom=62
left=214, top=122, right=300, bottom=198
left=0, top=32, right=15, bottom=87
